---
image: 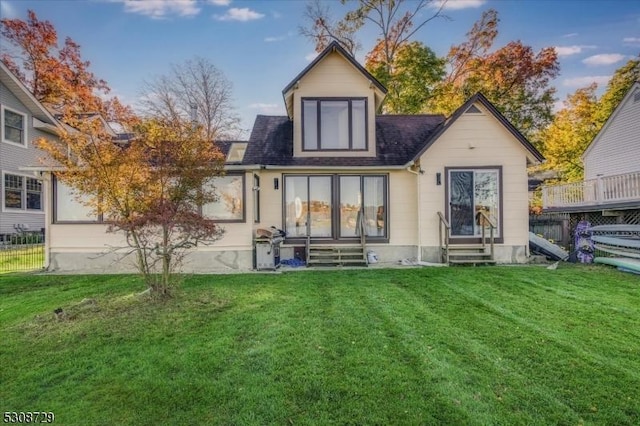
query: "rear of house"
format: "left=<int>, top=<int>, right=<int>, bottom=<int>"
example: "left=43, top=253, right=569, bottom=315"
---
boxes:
left=43, top=42, right=542, bottom=272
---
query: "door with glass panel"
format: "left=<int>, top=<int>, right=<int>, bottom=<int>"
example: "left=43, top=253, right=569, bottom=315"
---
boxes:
left=284, top=176, right=332, bottom=238
left=339, top=175, right=385, bottom=239
left=448, top=169, right=499, bottom=238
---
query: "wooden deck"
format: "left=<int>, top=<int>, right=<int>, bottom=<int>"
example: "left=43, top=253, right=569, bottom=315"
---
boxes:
left=542, top=171, right=640, bottom=210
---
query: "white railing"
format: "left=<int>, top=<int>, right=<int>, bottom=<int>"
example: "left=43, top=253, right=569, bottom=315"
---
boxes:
left=542, top=171, right=640, bottom=209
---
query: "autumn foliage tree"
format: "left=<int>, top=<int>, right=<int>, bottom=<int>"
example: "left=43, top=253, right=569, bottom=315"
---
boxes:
left=365, top=39, right=444, bottom=113
left=1, top=9, right=132, bottom=119
left=427, top=9, right=559, bottom=144
left=37, top=116, right=226, bottom=296
left=539, top=58, right=640, bottom=182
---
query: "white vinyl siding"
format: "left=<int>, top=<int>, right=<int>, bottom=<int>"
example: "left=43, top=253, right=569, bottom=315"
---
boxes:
left=583, top=85, right=640, bottom=180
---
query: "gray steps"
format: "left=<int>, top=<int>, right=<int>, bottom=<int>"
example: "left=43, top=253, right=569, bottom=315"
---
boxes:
left=445, top=244, right=495, bottom=266
left=307, top=245, right=367, bottom=266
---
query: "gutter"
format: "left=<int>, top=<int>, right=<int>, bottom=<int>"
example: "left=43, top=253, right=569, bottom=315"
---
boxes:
left=406, top=162, right=423, bottom=262
left=260, top=164, right=408, bottom=171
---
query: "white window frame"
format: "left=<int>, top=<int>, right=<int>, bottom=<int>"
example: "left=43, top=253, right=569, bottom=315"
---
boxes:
left=1, top=171, right=44, bottom=213
left=1, top=105, right=28, bottom=148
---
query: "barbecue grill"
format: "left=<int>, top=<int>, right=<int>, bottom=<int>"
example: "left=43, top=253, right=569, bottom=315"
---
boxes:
left=255, top=227, right=285, bottom=270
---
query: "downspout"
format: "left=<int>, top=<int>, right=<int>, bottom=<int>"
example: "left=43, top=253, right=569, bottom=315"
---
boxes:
left=406, top=163, right=422, bottom=262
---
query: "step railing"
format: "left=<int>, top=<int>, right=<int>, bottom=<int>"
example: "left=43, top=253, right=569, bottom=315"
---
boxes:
left=477, top=210, right=496, bottom=261
left=438, top=211, right=450, bottom=264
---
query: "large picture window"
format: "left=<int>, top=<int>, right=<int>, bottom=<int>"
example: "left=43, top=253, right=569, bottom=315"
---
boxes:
left=54, top=177, right=98, bottom=222
left=2, top=106, right=27, bottom=146
left=3, top=173, right=42, bottom=212
left=302, top=98, right=367, bottom=151
left=284, top=174, right=387, bottom=241
left=202, top=174, right=245, bottom=222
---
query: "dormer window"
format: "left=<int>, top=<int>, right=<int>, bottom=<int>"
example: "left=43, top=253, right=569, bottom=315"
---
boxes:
left=302, top=98, right=367, bottom=151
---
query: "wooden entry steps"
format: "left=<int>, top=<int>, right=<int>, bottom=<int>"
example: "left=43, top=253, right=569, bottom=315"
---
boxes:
left=445, top=244, right=496, bottom=266
left=307, top=245, right=368, bottom=267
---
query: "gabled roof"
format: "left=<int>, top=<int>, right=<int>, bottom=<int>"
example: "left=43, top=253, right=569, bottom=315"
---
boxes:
left=242, top=114, right=445, bottom=168
left=582, top=80, right=640, bottom=160
left=412, top=92, right=545, bottom=165
left=0, top=61, right=59, bottom=126
left=282, top=41, right=387, bottom=117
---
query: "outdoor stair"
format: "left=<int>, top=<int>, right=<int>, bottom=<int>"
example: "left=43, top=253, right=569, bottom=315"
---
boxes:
left=445, top=244, right=496, bottom=266
left=307, top=245, right=368, bottom=267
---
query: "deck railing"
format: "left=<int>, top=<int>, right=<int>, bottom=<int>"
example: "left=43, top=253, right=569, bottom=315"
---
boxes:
left=542, top=171, right=640, bottom=209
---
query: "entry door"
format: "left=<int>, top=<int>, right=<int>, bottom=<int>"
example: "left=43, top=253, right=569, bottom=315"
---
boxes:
left=448, top=169, right=500, bottom=237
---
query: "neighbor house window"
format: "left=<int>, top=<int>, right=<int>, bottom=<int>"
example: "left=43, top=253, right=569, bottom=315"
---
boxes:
left=54, top=177, right=98, bottom=222
left=2, top=106, right=27, bottom=146
left=202, top=174, right=245, bottom=222
left=3, top=173, right=42, bottom=211
left=302, top=98, right=367, bottom=151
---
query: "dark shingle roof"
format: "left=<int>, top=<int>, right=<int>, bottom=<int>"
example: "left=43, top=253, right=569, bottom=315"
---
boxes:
left=242, top=114, right=445, bottom=168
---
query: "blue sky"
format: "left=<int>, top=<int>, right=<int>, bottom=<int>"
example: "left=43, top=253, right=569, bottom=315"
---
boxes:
left=1, top=0, right=639, bottom=135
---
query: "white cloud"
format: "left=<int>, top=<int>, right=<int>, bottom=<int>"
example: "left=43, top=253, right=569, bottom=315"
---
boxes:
left=122, top=0, right=200, bottom=19
left=249, top=103, right=284, bottom=115
left=265, top=36, right=285, bottom=42
left=208, top=0, right=231, bottom=5
left=431, top=0, right=487, bottom=10
left=623, top=37, right=640, bottom=45
left=563, top=75, right=611, bottom=88
left=554, top=45, right=597, bottom=57
left=582, top=53, right=626, bottom=66
left=214, top=7, right=264, bottom=21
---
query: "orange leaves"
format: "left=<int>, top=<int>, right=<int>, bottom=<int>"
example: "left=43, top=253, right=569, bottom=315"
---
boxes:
left=1, top=9, right=115, bottom=116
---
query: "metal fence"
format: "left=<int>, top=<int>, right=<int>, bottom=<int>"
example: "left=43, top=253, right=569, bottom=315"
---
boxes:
left=0, top=232, right=45, bottom=273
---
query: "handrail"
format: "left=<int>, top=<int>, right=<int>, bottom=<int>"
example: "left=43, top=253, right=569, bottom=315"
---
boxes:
left=437, top=212, right=450, bottom=264
left=357, top=210, right=367, bottom=263
left=476, top=210, right=496, bottom=261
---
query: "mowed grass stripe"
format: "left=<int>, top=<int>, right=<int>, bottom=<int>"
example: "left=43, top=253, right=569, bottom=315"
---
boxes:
left=1, top=266, right=639, bottom=425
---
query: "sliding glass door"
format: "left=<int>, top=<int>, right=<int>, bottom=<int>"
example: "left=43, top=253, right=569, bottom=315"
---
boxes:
left=448, top=169, right=500, bottom=238
left=284, top=174, right=387, bottom=241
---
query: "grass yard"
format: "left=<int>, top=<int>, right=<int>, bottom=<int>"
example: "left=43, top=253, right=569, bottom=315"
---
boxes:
left=1, top=265, right=639, bottom=425
left=0, top=245, right=44, bottom=274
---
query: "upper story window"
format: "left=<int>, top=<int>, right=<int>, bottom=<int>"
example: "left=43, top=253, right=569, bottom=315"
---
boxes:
left=302, top=98, right=367, bottom=151
left=2, top=106, right=27, bottom=147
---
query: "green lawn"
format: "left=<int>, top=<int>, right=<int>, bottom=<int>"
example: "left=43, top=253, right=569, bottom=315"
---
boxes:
left=0, top=245, right=44, bottom=274
left=1, top=266, right=639, bottom=425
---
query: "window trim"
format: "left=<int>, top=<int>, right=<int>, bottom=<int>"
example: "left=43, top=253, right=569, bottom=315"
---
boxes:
left=2, top=171, right=43, bottom=214
left=1, top=105, right=28, bottom=148
left=282, top=173, right=389, bottom=243
left=444, top=166, right=504, bottom=244
left=301, top=97, right=368, bottom=152
left=253, top=174, right=260, bottom=224
left=53, top=175, right=101, bottom=223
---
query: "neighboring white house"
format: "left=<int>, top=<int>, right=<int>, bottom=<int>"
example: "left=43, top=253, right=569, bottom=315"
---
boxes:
left=43, top=42, right=544, bottom=272
left=542, top=81, right=640, bottom=213
left=0, top=61, right=59, bottom=237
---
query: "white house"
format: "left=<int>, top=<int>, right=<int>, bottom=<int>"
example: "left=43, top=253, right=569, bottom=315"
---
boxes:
left=44, top=42, right=544, bottom=272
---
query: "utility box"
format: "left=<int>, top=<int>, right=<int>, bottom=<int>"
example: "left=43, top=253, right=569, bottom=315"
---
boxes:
left=255, top=239, right=281, bottom=270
